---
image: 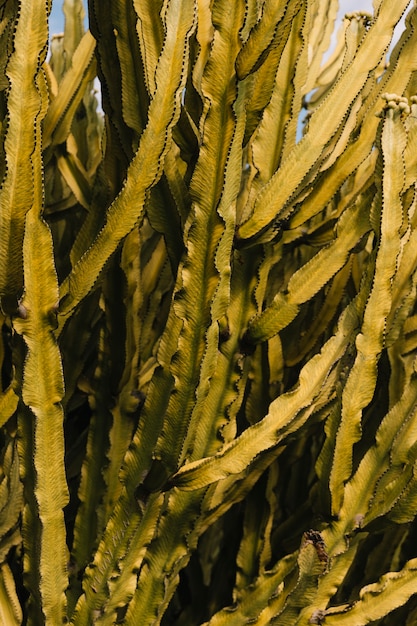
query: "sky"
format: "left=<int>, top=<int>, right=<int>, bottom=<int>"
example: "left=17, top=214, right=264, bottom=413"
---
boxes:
left=338, top=0, right=373, bottom=17
left=49, top=3, right=64, bottom=36
left=49, top=0, right=87, bottom=37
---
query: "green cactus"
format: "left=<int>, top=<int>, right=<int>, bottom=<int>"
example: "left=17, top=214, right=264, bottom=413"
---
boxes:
left=1, top=0, right=417, bottom=623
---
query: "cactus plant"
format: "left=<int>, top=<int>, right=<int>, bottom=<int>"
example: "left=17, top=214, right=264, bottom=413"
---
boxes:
left=1, top=0, right=417, bottom=623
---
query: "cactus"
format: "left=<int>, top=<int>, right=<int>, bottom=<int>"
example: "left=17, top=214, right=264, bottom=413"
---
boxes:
left=1, top=0, right=417, bottom=623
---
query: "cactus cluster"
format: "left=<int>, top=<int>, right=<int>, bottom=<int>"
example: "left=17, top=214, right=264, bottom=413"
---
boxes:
left=1, top=0, right=417, bottom=624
